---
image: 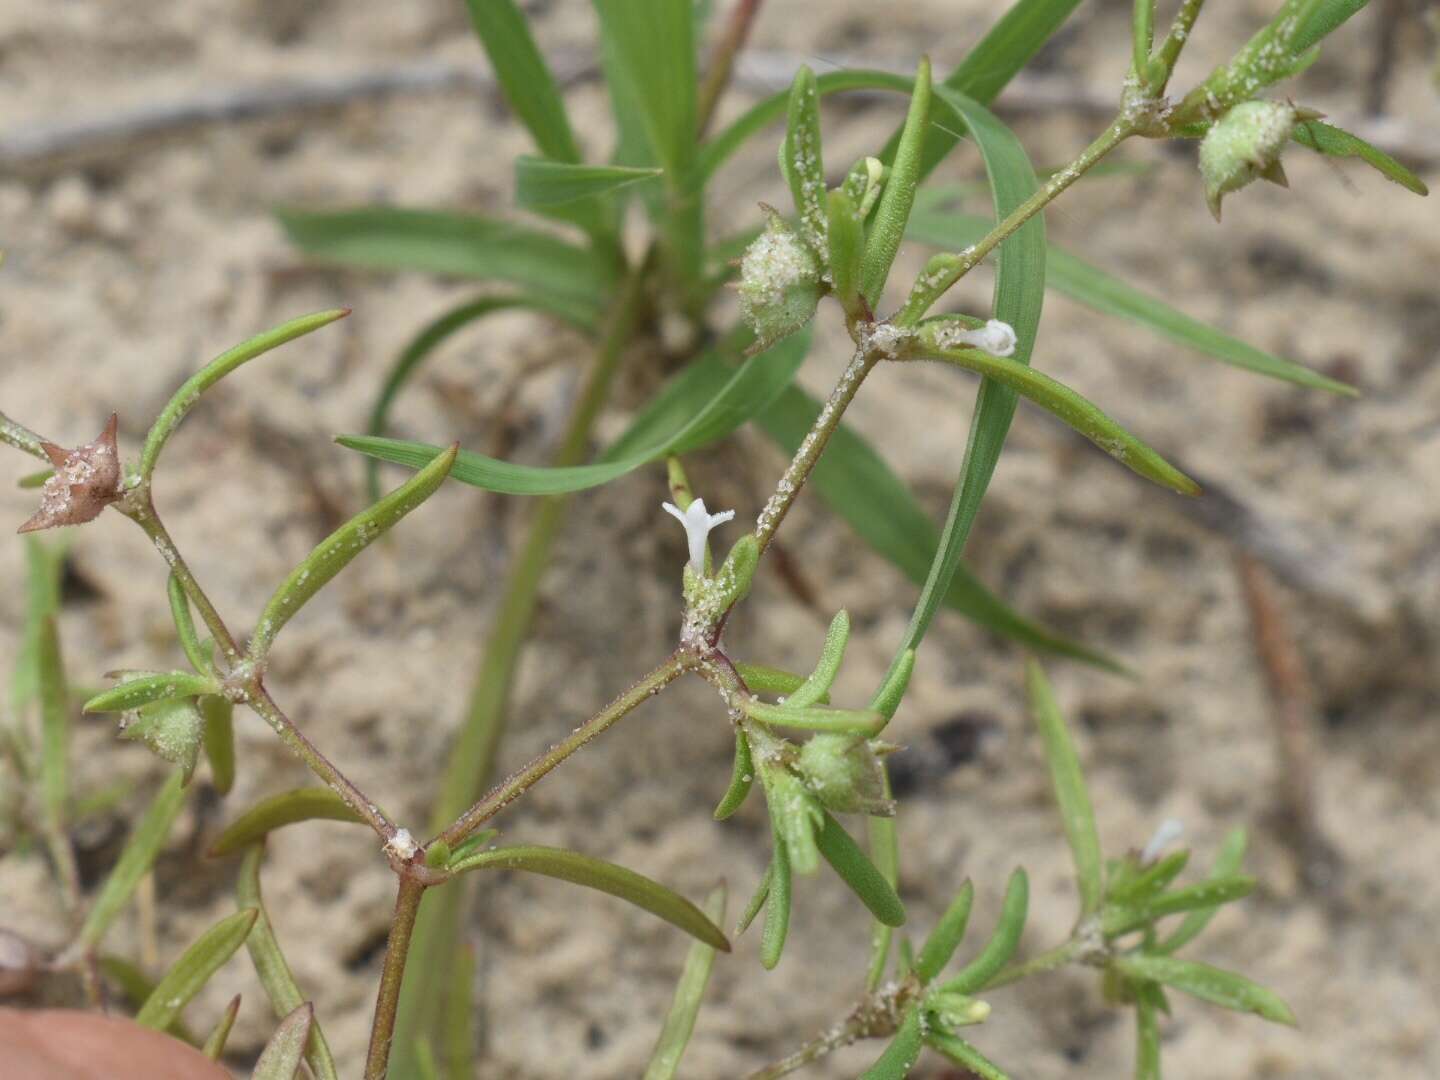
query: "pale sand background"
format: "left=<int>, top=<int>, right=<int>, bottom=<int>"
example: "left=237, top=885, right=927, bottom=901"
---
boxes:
left=1, top=1, right=1438, bottom=1076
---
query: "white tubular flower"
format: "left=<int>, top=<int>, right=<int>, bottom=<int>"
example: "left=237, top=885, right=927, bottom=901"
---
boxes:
left=953, top=318, right=1018, bottom=358
left=1140, top=817, right=1184, bottom=865
left=662, top=498, right=735, bottom=572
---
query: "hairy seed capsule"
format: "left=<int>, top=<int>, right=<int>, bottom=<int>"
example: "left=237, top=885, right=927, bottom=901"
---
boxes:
left=1199, top=100, right=1298, bottom=221
left=738, top=210, right=822, bottom=350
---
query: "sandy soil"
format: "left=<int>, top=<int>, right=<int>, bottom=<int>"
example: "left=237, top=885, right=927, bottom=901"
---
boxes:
left=1, top=1, right=1438, bottom=1077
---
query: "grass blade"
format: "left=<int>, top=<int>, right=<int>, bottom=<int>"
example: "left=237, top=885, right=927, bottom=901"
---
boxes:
left=78, top=770, right=186, bottom=950
left=756, top=387, right=1121, bottom=669
left=135, top=908, right=258, bottom=1030
left=643, top=884, right=726, bottom=1080
left=36, top=616, right=69, bottom=840
left=450, top=845, right=730, bottom=952
left=463, top=0, right=581, bottom=163
left=276, top=209, right=614, bottom=307
left=592, top=0, right=696, bottom=175
left=516, top=157, right=662, bottom=209
left=1025, top=660, right=1103, bottom=916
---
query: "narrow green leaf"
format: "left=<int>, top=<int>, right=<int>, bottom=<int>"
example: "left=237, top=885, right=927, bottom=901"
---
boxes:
left=906, top=210, right=1357, bottom=394
left=862, top=56, right=931, bottom=308
left=881, top=89, right=1047, bottom=684
left=253, top=1002, right=314, bottom=1080
left=917, top=338, right=1198, bottom=494
left=135, top=908, right=258, bottom=1030
left=463, top=0, right=581, bottom=163
left=36, top=616, right=68, bottom=833
left=341, top=330, right=811, bottom=496
left=1025, top=660, right=1103, bottom=917
left=1135, top=990, right=1162, bottom=1080
left=141, top=310, right=349, bottom=479
left=83, top=672, right=217, bottom=715
left=761, top=832, right=791, bottom=970
left=926, top=1032, right=1012, bottom=1080
left=250, top=444, right=457, bottom=657
left=860, top=1006, right=924, bottom=1080
left=827, top=189, right=865, bottom=319
left=516, top=157, right=662, bottom=209
left=734, top=663, right=814, bottom=701
left=1292, top=119, right=1428, bottom=196
left=98, top=956, right=196, bottom=1043
left=1158, top=828, right=1247, bottom=954
left=209, top=788, right=364, bottom=858
left=12, top=535, right=66, bottom=713
left=786, top=611, right=850, bottom=709
left=817, top=812, right=906, bottom=928
left=79, top=770, right=186, bottom=949
left=942, top=869, right=1029, bottom=993
left=737, top=861, right=773, bottom=936
left=644, top=884, right=726, bottom=1080
left=870, top=649, right=917, bottom=723
left=1109, top=850, right=1190, bottom=906
left=237, top=845, right=339, bottom=1080
left=167, top=575, right=214, bottom=675
left=17, top=467, right=52, bottom=488
left=917, top=881, right=976, bottom=983
left=1112, top=954, right=1296, bottom=1025
left=713, top=729, right=755, bottom=821
left=866, top=768, right=900, bottom=991
left=757, top=387, right=1120, bottom=670
left=441, top=940, right=478, bottom=1080
left=450, top=845, right=730, bottom=951
left=757, top=760, right=822, bottom=876
left=1103, top=877, right=1256, bottom=936
left=276, top=209, right=613, bottom=307
left=202, top=995, right=242, bottom=1060
left=593, top=0, right=695, bottom=175
left=1289, top=0, right=1370, bottom=53
left=744, top=699, right=885, bottom=737
left=200, top=697, right=236, bottom=796
left=362, top=294, right=592, bottom=503
left=782, top=65, right=827, bottom=251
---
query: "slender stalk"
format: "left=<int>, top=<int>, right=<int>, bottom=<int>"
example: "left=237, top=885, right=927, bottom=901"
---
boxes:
left=896, top=118, right=1135, bottom=325
left=0, top=410, right=48, bottom=461
left=247, top=689, right=395, bottom=839
left=697, top=0, right=766, bottom=137
left=982, top=938, right=1081, bottom=990
left=364, top=875, right=426, bottom=1080
left=754, top=348, right=881, bottom=554
left=437, top=653, right=686, bottom=849
left=1154, top=0, right=1208, bottom=86
left=1132, top=0, right=1154, bottom=81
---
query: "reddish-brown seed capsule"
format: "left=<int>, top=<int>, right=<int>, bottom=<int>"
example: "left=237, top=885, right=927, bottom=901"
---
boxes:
left=18, top=414, right=122, bottom=534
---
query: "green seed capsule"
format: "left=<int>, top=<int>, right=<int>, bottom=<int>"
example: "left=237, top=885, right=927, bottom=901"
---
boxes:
left=738, top=210, right=823, bottom=350
left=1199, top=100, right=1298, bottom=221
left=797, top=733, right=892, bottom=816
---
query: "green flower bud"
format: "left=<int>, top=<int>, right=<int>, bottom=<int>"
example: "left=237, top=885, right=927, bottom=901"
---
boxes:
left=738, top=210, right=823, bottom=350
left=120, top=697, right=203, bottom=784
left=1199, top=100, right=1297, bottom=221
left=797, top=732, right=893, bottom=816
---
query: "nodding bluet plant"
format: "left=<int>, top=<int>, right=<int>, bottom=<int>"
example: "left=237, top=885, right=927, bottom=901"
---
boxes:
left=0, top=1, right=1425, bottom=1076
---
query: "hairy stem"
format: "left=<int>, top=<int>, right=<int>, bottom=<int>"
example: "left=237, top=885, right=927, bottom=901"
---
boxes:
left=1154, top=0, right=1208, bottom=86
left=364, top=874, right=427, bottom=1080
left=0, top=410, right=49, bottom=461
left=896, top=118, right=1135, bottom=325
left=754, top=347, right=882, bottom=554
left=983, top=938, right=1081, bottom=989
left=437, top=653, right=687, bottom=849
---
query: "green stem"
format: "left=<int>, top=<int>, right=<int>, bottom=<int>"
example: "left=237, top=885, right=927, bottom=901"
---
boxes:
left=754, top=347, right=882, bottom=554
left=697, top=0, right=766, bottom=137
left=1132, top=0, right=1154, bottom=81
left=438, top=653, right=686, bottom=849
left=982, top=938, right=1081, bottom=990
left=1154, top=0, right=1207, bottom=88
left=363, top=874, right=427, bottom=1080
left=896, top=119, right=1135, bottom=326
left=0, top=411, right=49, bottom=461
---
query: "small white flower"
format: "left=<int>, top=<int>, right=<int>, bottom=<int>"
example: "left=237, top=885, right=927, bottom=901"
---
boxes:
left=953, top=318, right=1018, bottom=358
left=662, top=498, right=735, bottom=572
left=1140, top=817, right=1184, bottom=865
